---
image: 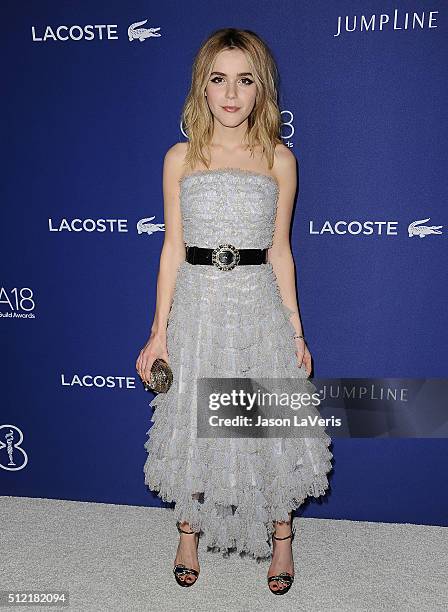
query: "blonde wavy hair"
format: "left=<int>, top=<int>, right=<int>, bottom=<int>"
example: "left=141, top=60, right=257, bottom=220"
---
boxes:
left=181, top=28, right=283, bottom=172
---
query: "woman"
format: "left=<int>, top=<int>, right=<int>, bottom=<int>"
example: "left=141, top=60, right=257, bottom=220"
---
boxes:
left=136, top=28, right=333, bottom=595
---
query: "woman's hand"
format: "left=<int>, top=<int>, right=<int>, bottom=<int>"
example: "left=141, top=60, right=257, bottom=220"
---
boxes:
left=294, top=337, right=312, bottom=377
left=136, top=331, right=170, bottom=385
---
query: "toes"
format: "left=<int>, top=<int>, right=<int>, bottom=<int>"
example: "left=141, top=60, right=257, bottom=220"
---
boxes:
left=273, top=581, right=285, bottom=591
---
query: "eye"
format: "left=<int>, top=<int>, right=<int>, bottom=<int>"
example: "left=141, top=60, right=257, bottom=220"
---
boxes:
left=210, top=76, right=254, bottom=85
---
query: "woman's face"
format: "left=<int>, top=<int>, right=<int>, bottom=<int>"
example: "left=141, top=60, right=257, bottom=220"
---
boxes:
left=205, top=48, right=257, bottom=129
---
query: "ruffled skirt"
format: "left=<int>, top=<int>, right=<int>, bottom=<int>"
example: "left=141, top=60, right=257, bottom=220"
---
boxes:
left=143, top=260, right=333, bottom=562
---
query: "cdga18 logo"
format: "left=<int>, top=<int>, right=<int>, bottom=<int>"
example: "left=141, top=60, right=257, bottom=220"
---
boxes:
left=0, top=287, right=36, bottom=316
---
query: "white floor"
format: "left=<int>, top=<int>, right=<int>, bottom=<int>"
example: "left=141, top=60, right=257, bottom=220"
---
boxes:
left=1, top=496, right=447, bottom=611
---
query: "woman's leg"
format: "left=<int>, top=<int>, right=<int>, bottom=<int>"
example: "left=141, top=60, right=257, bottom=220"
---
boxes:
left=267, top=512, right=295, bottom=592
left=173, top=492, right=201, bottom=584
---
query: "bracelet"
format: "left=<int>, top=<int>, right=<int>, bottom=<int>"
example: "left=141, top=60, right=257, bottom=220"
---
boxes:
left=293, top=333, right=305, bottom=341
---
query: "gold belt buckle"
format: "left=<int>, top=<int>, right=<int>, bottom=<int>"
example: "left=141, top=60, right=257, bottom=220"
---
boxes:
left=212, top=243, right=240, bottom=270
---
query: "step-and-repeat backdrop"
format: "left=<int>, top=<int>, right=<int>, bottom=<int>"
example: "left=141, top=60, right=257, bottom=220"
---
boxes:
left=2, top=1, right=447, bottom=525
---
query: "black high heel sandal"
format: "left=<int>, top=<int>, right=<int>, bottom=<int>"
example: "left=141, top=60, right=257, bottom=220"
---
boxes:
left=267, top=523, right=296, bottom=595
left=173, top=521, right=200, bottom=587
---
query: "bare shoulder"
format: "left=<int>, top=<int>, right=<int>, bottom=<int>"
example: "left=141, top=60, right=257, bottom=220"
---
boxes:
left=272, top=143, right=297, bottom=186
left=163, top=142, right=188, bottom=178
left=164, top=141, right=188, bottom=162
left=164, top=142, right=188, bottom=166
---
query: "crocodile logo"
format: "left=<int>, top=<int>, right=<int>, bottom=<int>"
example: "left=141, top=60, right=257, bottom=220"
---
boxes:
left=137, top=216, right=165, bottom=235
left=408, top=218, right=443, bottom=238
left=128, top=19, right=161, bottom=42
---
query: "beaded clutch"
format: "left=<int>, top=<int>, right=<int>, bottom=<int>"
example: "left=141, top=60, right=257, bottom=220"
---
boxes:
left=142, top=358, right=173, bottom=394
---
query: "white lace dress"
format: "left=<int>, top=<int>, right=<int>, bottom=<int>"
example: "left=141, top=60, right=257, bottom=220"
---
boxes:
left=143, top=168, right=333, bottom=561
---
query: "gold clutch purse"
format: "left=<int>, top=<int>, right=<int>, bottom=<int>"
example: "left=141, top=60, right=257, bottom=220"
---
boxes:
left=142, top=358, right=173, bottom=394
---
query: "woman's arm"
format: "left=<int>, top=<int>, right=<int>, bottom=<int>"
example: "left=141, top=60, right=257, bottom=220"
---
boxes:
left=150, top=143, right=186, bottom=338
left=268, top=146, right=304, bottom=338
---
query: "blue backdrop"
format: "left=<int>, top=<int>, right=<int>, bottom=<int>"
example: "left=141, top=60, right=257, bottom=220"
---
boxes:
left=2, top=1, right=447, bottom=526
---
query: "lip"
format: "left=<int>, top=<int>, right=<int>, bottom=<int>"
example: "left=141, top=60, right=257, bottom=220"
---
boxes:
left=222, top=106, right=240, bottom=112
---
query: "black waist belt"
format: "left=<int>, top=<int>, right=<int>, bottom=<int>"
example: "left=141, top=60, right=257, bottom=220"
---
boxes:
left=186, top=244, right=268, bottom=271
